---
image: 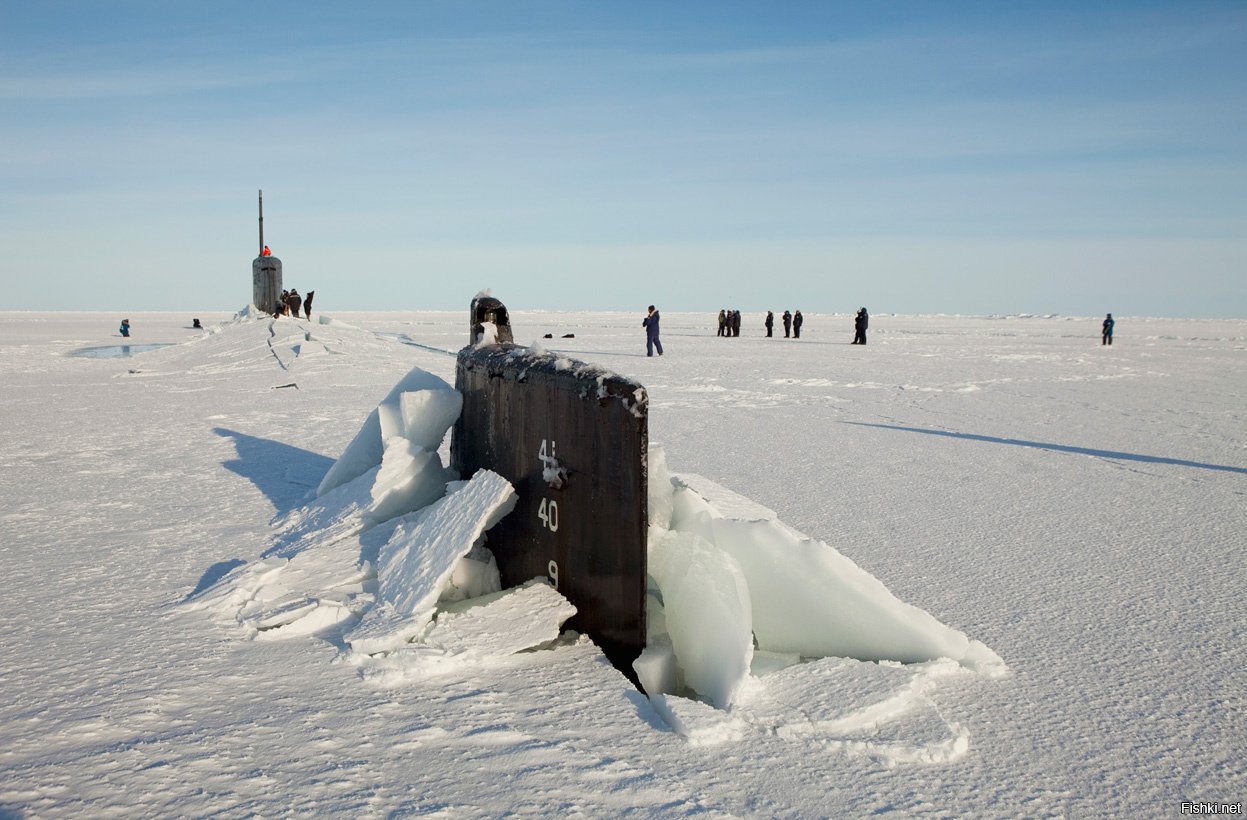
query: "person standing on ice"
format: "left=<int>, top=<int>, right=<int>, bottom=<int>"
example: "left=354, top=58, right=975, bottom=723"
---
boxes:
left=287, top=289, right=302, bottom=319
left=643, top=305, right=664, bottom=357
left=1102, top=313, right=1114, bottom=345
left=782, top=309, right=792, bottom=338
left=303, top=290, right=315, bottom=320
left=793, top=310, right=804, bottom=338
left=765, top=311, right=774, bottom=337
left=853, top=307, right=869, bottom=345
left=717, top=309, right=727, bottom=337
left=119, top=318, right=131, bottom=337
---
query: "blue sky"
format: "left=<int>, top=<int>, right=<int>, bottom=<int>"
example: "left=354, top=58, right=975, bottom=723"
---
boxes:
left=2, top=1, right=1244, bottom=316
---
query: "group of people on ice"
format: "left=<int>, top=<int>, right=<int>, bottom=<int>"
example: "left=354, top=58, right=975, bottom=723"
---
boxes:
left=645, top=307, right=1113, bottom=356
left=726, top=308, right=864, bottom=342
left=275, top=288, right=314, bottom=320
left=717, top=309, right=745, bottom=337
left=720, top=309, right=810, bottom=339
left=646, top=306, right=867, bottom=355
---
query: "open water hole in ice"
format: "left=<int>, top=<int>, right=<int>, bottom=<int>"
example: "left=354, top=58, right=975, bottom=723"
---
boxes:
left=71, top=343, right=174, bottom=358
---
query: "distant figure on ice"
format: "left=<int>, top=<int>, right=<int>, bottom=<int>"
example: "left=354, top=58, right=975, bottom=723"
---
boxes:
left=782, top=310, right=792, bottom=338
left=261, top=245, right=272, bottom=257
left=717, top=309, right=727, bottom=337
left=1102, top=313, right=1114, bottom=346
left=643, top=305, right=664, bottom=357
left=119, top=318, right=131, bottom=337
left=852, top=307, right=869, bottom=345
left=793, top=310, right=804, bottom=339
left=304, top=290, right=315, bottom=320
left=287, top=289, right=302, bottom=318
left=279, top=290, right=291, bottom=316
left=192, top=318, right=202, bottom=329
left=765, top=311, right=774, bottom=337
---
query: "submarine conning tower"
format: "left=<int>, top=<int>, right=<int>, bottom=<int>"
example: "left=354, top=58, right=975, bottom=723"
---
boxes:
left=469, top=295, right=515, bottom=346
left=251, top=189, right=283, bottom=314
left=451, top=295, right=649, bottom=682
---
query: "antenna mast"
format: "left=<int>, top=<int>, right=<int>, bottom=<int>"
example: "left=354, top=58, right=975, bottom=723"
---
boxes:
left=258, top=189, right=264, bottom=254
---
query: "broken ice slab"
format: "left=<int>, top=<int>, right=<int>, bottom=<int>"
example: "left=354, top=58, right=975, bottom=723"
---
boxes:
left=647, top=529, right=753, bottom=709
left=668, top=472, right=1004, bottom=673
left=317, top=365, right=458, bottom=496
left=424, top=579, right=576, bottom=661
left=346, top=469, right=517, bottom=656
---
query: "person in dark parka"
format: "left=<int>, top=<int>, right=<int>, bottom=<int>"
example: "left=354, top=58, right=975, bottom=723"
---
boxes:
left=852, top=307, right=869, bottom=344
left=792, top=310, right=803, bottom=339
left=765, top=311, right=774, bottom=337
left=304, top=290, right=315, bottom=320
left=287, top=289, right=302, bottom=318
left=1102, top=313, right=1114, bottom=345
left=782, top=310, right=792, bottom=338
left=732, top=310, right=741, bottom=337
left=643, top=305, right=664, bottom=356
left=717, top=309, right=726, bottom=337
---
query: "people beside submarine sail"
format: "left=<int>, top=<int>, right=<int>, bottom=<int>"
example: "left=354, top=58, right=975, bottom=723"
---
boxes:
left=643, top=305, right=664, bottom=357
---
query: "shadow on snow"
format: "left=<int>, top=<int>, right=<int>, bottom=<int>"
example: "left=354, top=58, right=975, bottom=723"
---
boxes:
left=213, top=427, right=335, bottom=515
left=844, top=422, right=1246, bottom=475
left=184, top=559, right=248, bottom=603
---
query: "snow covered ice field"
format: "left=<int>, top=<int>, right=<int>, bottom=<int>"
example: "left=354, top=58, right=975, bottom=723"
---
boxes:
left=0, top=308, right=1243, bottom=817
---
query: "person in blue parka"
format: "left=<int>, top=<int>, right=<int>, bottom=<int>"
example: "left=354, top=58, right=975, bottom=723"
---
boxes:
left=119, top=319, right=131, bottom=337
left=643, top=305, right=664, bottom=357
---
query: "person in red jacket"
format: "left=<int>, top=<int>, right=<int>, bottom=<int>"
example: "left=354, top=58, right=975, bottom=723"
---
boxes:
left=261, top=245, right=272, bottom=257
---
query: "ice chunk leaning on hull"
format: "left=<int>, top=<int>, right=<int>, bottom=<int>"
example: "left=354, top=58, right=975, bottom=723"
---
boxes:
left=668, top=472, right=1002, bottom=670
left=367, top=437, right=452, bottom=525
left=407, top=580, right=577, bottom=673
left=647, top=530, right=753, bottom=710
left=641, top=461, right=1003, bottom=708
left=317, top=365, right=461, bottom=496
left=346, top=469, right=518, bottom=656
left=197, top=364, right=469, bottom=638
